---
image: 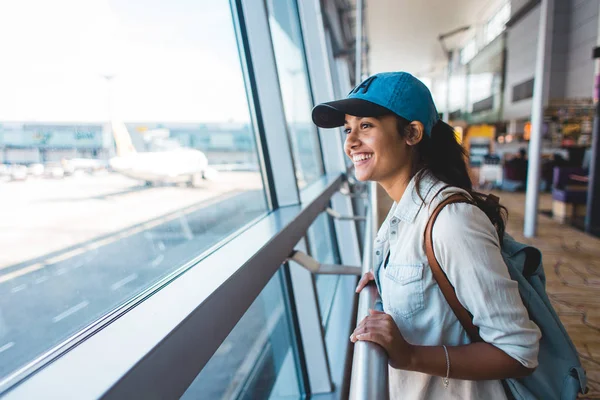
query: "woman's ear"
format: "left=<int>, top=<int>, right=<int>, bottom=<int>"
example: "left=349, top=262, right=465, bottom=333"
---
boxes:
left=405, top=121, right=424, bottom=146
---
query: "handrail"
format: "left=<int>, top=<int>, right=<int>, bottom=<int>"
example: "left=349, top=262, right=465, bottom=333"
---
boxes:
left=349, top=181, right=389, bottom=400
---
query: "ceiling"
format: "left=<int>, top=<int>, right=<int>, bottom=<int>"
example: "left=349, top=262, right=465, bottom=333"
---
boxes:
left=365, top=0, right=507, bottom=78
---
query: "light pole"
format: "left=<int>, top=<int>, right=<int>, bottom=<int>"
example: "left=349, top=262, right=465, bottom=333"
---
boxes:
left=101, top=74, right=116, bottom=158
left=101, top=74, right=115, bottom=123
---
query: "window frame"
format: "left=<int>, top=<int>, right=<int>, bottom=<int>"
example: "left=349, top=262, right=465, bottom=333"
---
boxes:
left=0, top=0, right=363, bottom=397
left=264, top=0, right=326, bottom=189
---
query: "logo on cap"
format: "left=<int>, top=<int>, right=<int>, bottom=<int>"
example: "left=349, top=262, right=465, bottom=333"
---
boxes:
left=349, top=76, right=377, bottom=95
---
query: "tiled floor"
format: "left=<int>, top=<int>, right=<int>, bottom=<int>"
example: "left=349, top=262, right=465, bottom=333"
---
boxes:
left=497, top=191, right=600, bottom=399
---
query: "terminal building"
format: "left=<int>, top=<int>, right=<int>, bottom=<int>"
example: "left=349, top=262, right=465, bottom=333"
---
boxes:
left=0, top=0, right=599, bottom=399
left=0, top=122, right=111, bottom=164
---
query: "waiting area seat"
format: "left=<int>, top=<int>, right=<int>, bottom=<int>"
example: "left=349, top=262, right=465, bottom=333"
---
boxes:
left=551, top=167, right=588, bottom=223
left=501, top=161, right=527, bottom=191
left=479, top=155, right=504, bottom=189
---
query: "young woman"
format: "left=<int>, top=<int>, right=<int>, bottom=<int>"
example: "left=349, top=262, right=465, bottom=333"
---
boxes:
left=312, top=72, right=541, bottom=399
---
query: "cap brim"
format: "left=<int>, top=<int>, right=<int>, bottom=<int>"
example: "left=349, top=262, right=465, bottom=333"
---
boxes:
left=311, top=98, right=392, bottom=128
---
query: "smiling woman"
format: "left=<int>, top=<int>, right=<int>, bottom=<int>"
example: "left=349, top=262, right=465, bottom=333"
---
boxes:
left=343, top=115, right=413, bottom=184
left=312, top=71, right=543, bottom=400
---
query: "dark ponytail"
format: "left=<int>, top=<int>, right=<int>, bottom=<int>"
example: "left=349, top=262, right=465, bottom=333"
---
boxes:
left=398, top=117, right=508, bottom=242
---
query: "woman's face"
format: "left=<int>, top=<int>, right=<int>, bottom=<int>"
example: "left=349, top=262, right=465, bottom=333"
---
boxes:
left=343, top=114, right=412, bottom=183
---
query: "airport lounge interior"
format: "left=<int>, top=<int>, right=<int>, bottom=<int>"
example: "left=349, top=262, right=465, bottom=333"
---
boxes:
left=1, top=0, right=600, bottom=399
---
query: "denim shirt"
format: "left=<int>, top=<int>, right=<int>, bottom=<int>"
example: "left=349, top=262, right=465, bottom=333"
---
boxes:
left=373, top=173, right=541, bottom=400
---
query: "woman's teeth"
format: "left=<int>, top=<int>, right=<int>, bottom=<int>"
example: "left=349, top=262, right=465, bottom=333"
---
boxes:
left=352, top=153, right=373, bottom=163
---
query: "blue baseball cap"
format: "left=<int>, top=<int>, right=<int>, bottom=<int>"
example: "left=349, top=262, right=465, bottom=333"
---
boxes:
left=312, top=72, right=439, bottom=136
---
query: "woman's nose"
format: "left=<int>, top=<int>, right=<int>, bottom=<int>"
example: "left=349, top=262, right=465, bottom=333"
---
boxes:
left=345, top=131, right=359, bottom=152
left=346, top=130, right=359, bottom=145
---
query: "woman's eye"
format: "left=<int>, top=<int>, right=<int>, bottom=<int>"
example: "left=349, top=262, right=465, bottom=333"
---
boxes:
left=361, top=123, right=371, bottom=129
left=343, top=128, right=351, bottom=134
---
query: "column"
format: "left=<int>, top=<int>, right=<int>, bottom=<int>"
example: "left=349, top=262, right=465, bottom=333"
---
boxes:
left=524, top=0, right=554, bottom=238
left=584, top=5, right=600, bottom=235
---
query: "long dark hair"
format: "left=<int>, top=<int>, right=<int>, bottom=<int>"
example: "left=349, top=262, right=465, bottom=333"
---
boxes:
left=397, top=116, right=508, bottom=241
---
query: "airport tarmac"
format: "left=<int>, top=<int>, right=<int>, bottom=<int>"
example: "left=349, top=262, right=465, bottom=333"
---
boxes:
left=0, top=170, right=265, bottom=272
left=0, top=171, right=271, bottom=387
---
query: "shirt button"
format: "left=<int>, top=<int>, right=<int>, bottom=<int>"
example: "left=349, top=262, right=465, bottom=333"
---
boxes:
left=391, top=231, right=396, bottom=235
left=376, top=251, right=381, bottom=255
left=391, top=218, right=398, bottom=224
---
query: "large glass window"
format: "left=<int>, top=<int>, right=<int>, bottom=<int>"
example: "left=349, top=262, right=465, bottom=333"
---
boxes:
left=266, top=0, right=324, bottom=189
left=307, top=213, right=341, bottom=327
left=484, top=2, right=511, bottom=45
left=460, top=39, right=477, bottom=65
left=183, top=268, right=302, bottom=399
left=0, top=0, right=267, bottom=381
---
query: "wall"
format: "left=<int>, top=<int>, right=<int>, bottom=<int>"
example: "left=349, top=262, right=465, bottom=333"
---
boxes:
left=511, top=0, right=530, bottom=11
left=466, top=33, right=505, bottom=123
left=503, top=4, right=540, bottom=121
left=503, top=0, right=599, bottom=122
left=548, top=0, right=570, bottom=100
left=565, top=0, right=599, bottom=98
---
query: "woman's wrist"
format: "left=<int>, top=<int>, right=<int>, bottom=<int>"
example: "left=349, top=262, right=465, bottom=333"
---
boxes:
left=405, top=343, right=420, bottom=371
left=403, top=344, right=447, bottom=378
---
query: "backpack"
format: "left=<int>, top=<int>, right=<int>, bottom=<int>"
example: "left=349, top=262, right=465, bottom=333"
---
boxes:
left=424, top=193, right=587, bottom=400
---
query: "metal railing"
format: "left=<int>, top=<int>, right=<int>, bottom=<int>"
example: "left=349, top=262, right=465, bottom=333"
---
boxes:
left=349, top=181, right=389, bottom=400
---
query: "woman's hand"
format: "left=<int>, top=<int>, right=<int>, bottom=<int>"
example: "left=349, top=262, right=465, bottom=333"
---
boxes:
left=355, top=271, right=375, bottom=293
left=350, top=309, right=414, bottom=370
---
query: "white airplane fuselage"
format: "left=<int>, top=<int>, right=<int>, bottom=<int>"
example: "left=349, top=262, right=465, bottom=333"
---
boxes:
left=109, top=148, right=209, bottom=184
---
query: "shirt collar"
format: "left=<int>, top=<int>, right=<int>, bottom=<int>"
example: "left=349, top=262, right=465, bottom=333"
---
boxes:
left=391, top=171, right=440, bottom=224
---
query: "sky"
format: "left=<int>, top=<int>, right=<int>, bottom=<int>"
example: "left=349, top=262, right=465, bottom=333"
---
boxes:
left=0, top=0, right=254, bottom=123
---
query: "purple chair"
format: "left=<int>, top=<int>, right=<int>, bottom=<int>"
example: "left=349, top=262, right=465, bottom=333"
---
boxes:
left=552, top=167, right=588, bottom=205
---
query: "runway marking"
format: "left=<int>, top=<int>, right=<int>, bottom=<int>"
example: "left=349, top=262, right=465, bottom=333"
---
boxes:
left=86, top=236, right=118, bottom=251
left=10, top=284, right=26, bottom=293
left=151, top=254, right=164, bottom=267
left=0, top=342, right=15, bottom=354
left=46, top=250, right=85, bottom=265
left=0, top=263, right=44, bottom=284
left=34, top=276, right=49, bottom=284
left=110, top=274, right=138, bottom=291
left=52, top=301, right=89, bottom=323
left=127, top=226, right=145, bottom=237
left=55, top=268, right=68, bottom=276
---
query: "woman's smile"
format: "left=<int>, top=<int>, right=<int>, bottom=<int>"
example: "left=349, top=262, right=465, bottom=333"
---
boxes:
left=352, top=152, right=374, bottom=167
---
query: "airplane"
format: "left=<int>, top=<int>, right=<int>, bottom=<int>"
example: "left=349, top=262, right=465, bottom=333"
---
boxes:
left=108, top=121, right=215, bottom=187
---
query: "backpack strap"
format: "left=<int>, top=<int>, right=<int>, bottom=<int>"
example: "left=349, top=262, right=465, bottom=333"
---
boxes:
left=424, top=193, right=483, bottom=343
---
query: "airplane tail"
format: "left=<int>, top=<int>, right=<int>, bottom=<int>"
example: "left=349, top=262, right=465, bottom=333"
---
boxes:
left=111, top=121, right=137, bottom=157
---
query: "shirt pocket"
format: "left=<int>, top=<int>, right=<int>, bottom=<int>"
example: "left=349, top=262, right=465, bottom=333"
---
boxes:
left=384, top=263, right=424, bottom=319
